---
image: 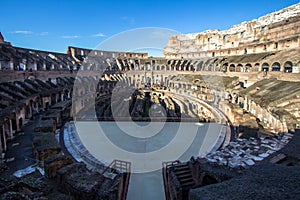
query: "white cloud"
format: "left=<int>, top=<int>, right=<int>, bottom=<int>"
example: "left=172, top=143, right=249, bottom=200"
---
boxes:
left=61, top=35, right=81, bottom=39
left=10, top=30, right=49, bottom=36
left=92, top=33, right=106, bottom=37
left=10, top=30, right=33, bottom=34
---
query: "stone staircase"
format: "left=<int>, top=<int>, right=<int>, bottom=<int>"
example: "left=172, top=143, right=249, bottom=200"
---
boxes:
left=163, top=161, right=197, bottom=200
left=172, top=163, right=196, bottom=190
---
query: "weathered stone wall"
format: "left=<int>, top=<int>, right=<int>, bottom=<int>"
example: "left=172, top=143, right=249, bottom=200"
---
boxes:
left=164, top=3, right=300, bottom=59
left=0, top=70, right=76, bottom=83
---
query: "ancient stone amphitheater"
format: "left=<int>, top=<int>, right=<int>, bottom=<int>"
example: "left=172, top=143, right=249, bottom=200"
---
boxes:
left=0, top=2, right=300, bottom=200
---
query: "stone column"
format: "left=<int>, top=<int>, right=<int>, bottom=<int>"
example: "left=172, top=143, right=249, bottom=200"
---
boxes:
left=28, top=104, right=32, bottom=119
left=0, top=128, right=2, bottom=156
left=10, top=61, right=14, bottom=70
left=14, top=116, right=20, bottom=133
left=2, top=125, right=6, bottom=152
left=9, top=119, right=13, bottom=140
left=33, top=62, right=37, bottom=70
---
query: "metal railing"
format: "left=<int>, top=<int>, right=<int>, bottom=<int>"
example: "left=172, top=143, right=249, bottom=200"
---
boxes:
left=101, top=159, right=131, bottom=200
left=162, top=160, right=181, bottom=200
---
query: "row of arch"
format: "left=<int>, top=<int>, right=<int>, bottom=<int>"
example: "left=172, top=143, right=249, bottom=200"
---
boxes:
left=261, top=61, right=295, bottom=72
left=0, top=77, right=75, bottom=154
left=124, top=60, right=299, bottom=73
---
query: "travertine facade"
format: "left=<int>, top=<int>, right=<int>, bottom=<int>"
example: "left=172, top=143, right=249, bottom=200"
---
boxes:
left=164, top=3, right=300, bottom=59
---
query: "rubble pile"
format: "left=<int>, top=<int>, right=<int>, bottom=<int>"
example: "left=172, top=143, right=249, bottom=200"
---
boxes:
left=205, top=132, right=293, bottom=168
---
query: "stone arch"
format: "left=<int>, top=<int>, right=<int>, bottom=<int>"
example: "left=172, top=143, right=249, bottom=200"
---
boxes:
left=262, top=62, right=270, bottom=71
left=214, top=63, right=221, bottom=72
left=185, top=65, right=189, bottom=71
left=164, top=77, right=169, bottom=86
left=27, top=75, right=36, bottom=80
left=36, top=97, right=42, bottom=111
left=222, top=63, right=228, bottom=72
left=200, top=173, right=219, bottom=186
left=166, top=65, right=170, bottom=71
left=254, top=63, right=260, bottom=71
left=229, top=64, right=235, bottom=72
left=57, top=91, right=62, bottom=102
left=161, top=65, right=165, bottom=71
left=156, top=65, right=160, bottom=71
left=146, top=77, right=152, bottom=85
left=28, top=99, right=35, bottom=118
left=4, top=118, right=12, bottom=140
left=284, top=61, right=293, bottom=73
left=19, top=117, right=23, bottom=129
left=245, top=63, right=252, bottom=72
left=11, top=113, right=17, bottom=132
left=197, top=61, right=204, bottom=71
left=236, top=64, right=243, bottom=72
left=45, top=101, right=50, bottom=110
left=190, top=65, right=195, bottom=71
left=271, top=62, right=281, bottom=71
left=207, top=64, right=214, bottom=71
left=25, top=104, right=31, bottom=119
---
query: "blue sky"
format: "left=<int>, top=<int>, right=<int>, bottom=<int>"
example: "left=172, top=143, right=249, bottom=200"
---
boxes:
left=0, top=0, right=299, bottom=56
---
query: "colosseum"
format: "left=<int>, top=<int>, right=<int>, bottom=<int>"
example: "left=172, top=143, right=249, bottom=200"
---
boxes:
left=0, top=2, right=300, bottom=200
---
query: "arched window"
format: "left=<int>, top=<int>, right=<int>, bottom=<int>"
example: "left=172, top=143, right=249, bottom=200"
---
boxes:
left=229, top=64, right=235, bottom=72
left=271, top=62, right=281, bottom=71
left=284, top=61, right=293, bottom=73
left=262, top=63, right=269, bottom=71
